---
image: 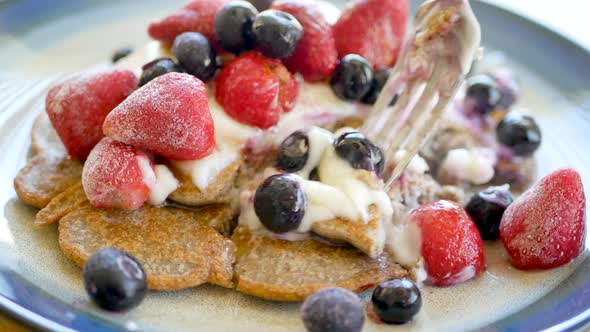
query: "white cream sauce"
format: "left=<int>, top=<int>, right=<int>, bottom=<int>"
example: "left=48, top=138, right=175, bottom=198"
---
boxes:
left=147, top=164, right=179, bottom=206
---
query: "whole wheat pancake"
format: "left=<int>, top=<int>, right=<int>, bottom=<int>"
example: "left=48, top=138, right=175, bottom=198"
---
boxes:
left=232, top=226, right=407, bottom=302
left=14, top=154, right=83, bottom=209
left=35, top=182, right=90, bottom=226
left=168, top=159, right=242, bottom=207
left=31, top=112, right=66, bottom=158
left=59, top=204, right=236, bottom=291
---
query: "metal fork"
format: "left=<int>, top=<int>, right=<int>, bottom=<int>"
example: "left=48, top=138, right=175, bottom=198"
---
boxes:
left=361, top=0, right=481, bottom=189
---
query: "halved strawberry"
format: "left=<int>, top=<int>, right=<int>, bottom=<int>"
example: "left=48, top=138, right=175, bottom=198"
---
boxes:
left=103, top=72, right=215, bottom=161
left=82, top=137, right=155, bottom=210
left=333, top=0, right=408, bottom=70
left=215, top=51, right=298, bottom=129
left=500, top=168, right=586, bottom=270
left=148, top=0, right=229, bottom=48
left=46, top=67, right=138, bottom=161
left=410, top=200, right=485, bottom=287
left=272, top=0, right=337, bottom=82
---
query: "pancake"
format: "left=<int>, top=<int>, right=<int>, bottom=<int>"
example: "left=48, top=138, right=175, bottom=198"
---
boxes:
left=59, top=204, right=236, bottom=291
left=232, top=226, right=407, bottom=302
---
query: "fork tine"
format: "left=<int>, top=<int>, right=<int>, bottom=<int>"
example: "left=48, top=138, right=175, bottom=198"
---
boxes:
left=381, top=61, right=445, bottom=155
left=385, top=82, right=462, bottom=188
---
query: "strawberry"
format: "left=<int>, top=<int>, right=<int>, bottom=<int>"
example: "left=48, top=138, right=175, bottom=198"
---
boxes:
left=148, top=0, right=229, bottom=48
left=215, top=51, right=298, bottom=129
left=333, top=0, right=408, bottom=70
left=271, top=0, right=337, bottom=82
left=103, top=72, right=215, bottom=161
left=410, top=200, right=485, bottom=287
left=46, top=67, right=138, bottom=161
left=500, top=168, right=586, bottom=270
left=82, top=137, right=156, bottom=210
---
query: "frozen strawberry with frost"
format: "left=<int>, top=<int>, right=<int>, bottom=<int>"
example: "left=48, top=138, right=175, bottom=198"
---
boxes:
left=103, top=72, right=215, bottom=161
left=45, top=67, right=138, bottom=160
left=83, top=137, right=156, bottom=210
left=333, top=0, right=408, bottom=70
left=500, top=168, right=586, bottom=270
left=410, top=200, right=485, bottom=287
left=215, top=51, right=298, bottom=129
left=148, top=0, right=229, bottom=48
left=272, top=0, right=337, bottom=81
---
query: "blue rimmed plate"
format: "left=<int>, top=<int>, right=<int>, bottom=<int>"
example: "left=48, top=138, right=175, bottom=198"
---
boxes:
left=0, top=1, right=588, bottom=331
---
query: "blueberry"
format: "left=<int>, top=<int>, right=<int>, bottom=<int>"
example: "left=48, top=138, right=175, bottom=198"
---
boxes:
left=254, top=174, right=306, bottom=233
left=371, top=278, right=422, bottom=325
left=361, top=68, right=398, bottom=106
left=496, top=112, right=541, bottom=156
left=139, top=58, right=183, bottom=86
left=172, top=32, right=218, bottom=82
left=83, top=248, right=147, bottom=311
left=214, top=1, right=258, bottom=54
left=334, top=132, right=384, bottom=175
left=466, top=186, right=514, bottom=240
left=277, top=130, right=309, bottom=173
left=111, top=47, right=133, bottom=63
left=253, top=10, right=303, bottom=59
left=490, top=69, right=520, bottom=109
left=301, top=288, right=365, bottom=332
left=464, top=74, right=501, bottom=114
left=330, top=54, right=374, bottom=101
left=309, top=168, right=320, bottom=181
left=246, top=0, right=274, bottom=11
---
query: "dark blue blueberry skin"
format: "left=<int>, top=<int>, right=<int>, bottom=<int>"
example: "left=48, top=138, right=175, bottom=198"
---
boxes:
left=466, top=186, right=514, bottom=240
left=464, top=74, right=502, bottom=114
left=334, top=131, right=384, bottom=175
left=254, top=174, right=306, bottom=233
left=361, top=68, right=398, bottom=106
left=214, top=1, right=258, bottom=54
left=330, top=54, right=375, bottom=101
left=496, top=111, right=542, bottom=156
left=253, top=9, right=303, bottom=59
left=246, top=0, right=273, bottom=11
left=111, top=47, right=133, bottom=63
left=301, top=288, right=365, bottom=332
left=372, top=278, right=422, bottom=325
left=83, top=248, right=147, bottom=312
left=172, top=32, right=218, bottom=82
left=139, top=58, right=183, bottom=86
left=276, top=130, right=309, bottom=173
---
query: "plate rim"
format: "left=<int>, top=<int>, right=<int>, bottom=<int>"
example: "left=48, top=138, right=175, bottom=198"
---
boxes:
left=0, top=1, right=588, bottom=331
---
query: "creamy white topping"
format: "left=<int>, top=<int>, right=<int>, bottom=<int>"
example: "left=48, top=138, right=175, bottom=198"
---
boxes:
left=239, top=127, right=393, bottom=255
left=172, top=143, right=239, bottom=191
left=393, top=150, right=430, bottom=175
left=148, top=165, right=179, bottom=206
left=137, top=156, right=156, bottom=190
left=440, top=147, right=497, bottom=184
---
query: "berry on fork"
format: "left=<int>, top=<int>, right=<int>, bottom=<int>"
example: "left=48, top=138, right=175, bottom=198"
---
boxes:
left=82, top=137, right=156, bottom=210
left=410, top=200, right=485, bottom=287
left=103, top=72, right=215, bottom=160
left=333, top=0, right=408, bottom=70
left=500, top=168, right=586, bottom=270
left=215, top=51, right=297, bottom=129
left=46, top=67, right=138, bottom=161
left=271, top=0, right=337, bottom=81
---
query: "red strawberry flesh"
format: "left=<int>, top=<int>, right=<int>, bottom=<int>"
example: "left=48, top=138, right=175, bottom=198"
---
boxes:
left=272, top=0, right=338, bottom=82
left=500, top=168, right=586, bottom=270
left=410, top=200, right=485, bottom=287
left=46, top=67, right=138, bottom=161
left=82, top=137, right=155, bottom=210
left=103, top=72, right=215, bottom=161
left=333, top=0, right=408, bottom=70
